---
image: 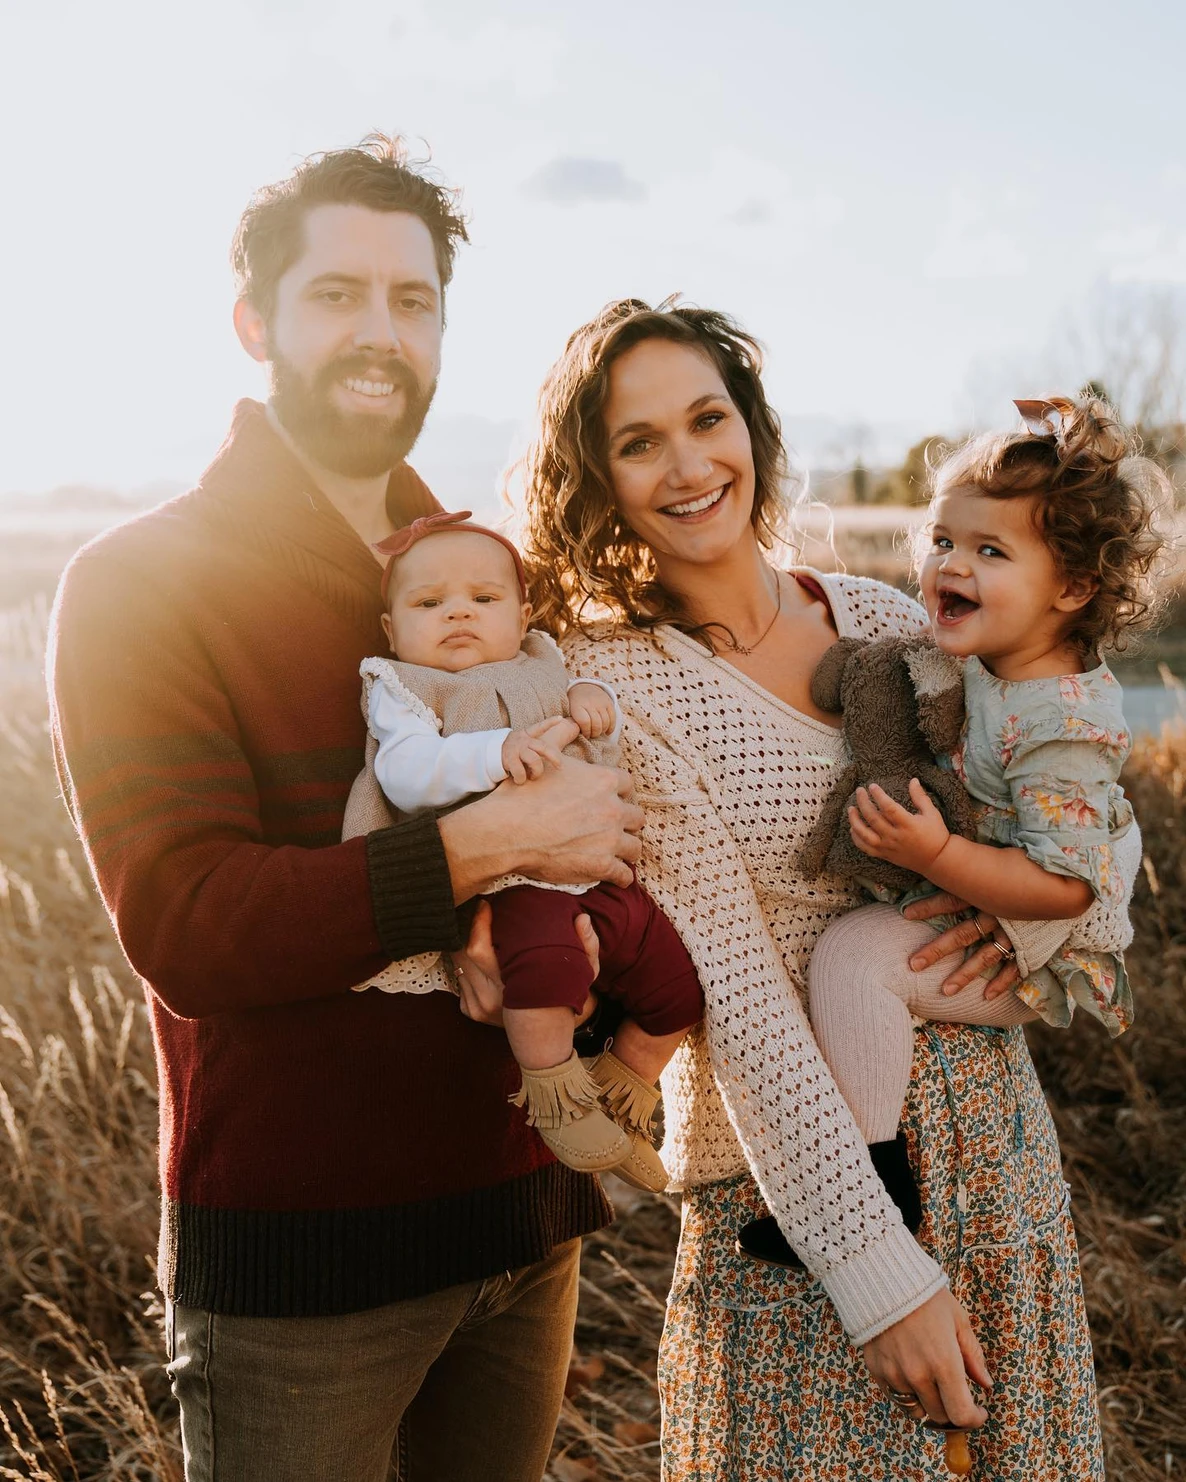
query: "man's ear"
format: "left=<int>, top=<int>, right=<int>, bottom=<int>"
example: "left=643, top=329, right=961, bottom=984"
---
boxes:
left=1054, top=575, right=1098, bottom=615
left=233, top=299, right=269, bottom=364
left=381, top=611, right=397, bottom=654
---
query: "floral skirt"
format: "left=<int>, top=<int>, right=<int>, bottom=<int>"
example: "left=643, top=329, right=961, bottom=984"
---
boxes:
left=658, top=1024, right=1104, bottom=1481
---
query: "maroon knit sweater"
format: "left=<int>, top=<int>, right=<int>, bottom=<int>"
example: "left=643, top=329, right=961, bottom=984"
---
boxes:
left=48, top=401, right=611, bottom=1317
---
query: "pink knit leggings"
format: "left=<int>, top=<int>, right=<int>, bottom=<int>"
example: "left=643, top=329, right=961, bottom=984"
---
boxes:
left=808, top=902, right=1037, bottom=1143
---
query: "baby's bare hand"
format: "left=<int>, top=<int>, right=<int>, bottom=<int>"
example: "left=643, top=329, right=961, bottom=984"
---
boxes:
left=526, top=716, right=580, bottom=750
left=501, top=728, right=566, bottom=784
left=568, top=683, right=617, bottom=740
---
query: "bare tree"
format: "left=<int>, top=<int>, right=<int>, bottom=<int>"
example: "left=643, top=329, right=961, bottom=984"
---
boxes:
left=964, top=282, right=1186, bottom=491
left=1061, top=284, right=1186, bottom=434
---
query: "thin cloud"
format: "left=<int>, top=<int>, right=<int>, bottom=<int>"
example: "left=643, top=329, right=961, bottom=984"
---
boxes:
left=728, top=199, right=774, bottom=226
left=925, top=192, right=1027, bottom=280
left=1099, top=225, right=1186, bottom=284
left=524, top=156, right=647, bottom=205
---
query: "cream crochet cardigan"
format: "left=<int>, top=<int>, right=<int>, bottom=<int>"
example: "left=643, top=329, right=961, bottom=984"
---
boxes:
left=565, top=569, right=1138, bottom=1345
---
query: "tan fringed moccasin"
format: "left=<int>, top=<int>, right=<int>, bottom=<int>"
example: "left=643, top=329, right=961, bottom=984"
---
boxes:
left=585, top=1049, right=669, bottom=1193
left=510, top=1050, right=630, bottom=1171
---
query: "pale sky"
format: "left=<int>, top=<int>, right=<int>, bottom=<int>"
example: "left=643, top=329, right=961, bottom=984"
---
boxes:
left=4, top=0, right=1186, bottom=500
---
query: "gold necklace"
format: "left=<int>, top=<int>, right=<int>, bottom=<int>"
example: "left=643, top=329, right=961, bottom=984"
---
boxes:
left=713, top=572, right=783, bottom=655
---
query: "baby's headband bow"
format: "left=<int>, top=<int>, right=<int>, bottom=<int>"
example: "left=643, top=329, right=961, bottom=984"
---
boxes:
left=374, top=509, right=529, bottom=604
left=1014, top=397, right=1076, bottom=439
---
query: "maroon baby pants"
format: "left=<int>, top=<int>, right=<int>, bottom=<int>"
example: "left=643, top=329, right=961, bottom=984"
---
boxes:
left=489, top=877, right=702, bottom=1037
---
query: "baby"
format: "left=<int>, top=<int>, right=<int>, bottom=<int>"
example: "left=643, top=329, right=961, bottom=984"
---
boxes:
left=345, top=510, right=703, bottom=1192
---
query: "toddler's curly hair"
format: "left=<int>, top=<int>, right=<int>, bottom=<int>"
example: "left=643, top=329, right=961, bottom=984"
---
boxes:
left=930, top=396, right=1173, bottom=654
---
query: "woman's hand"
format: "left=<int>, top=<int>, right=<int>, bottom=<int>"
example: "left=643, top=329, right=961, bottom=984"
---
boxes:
left=862, top=1287, right=992, bottom=1428
left=452, top=899, right=601, bottom=1025
left=902, top=894, right=1022, bottom=999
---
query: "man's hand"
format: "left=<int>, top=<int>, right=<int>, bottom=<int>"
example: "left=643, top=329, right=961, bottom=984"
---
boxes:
left=863, top=1287, right=992, bottom=1429
left=902, top=894, right=1022, bottom=998
left=453, top=899, right=600, bottom=1026
left=568, top=683, right=617, bottom=739
left=438, top=753, right=643, bottom=901
left=849, top=780, right=950, bottom=876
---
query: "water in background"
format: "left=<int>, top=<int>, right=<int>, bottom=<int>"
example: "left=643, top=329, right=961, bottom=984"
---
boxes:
left=1122, top=682, right=1186, bottom=736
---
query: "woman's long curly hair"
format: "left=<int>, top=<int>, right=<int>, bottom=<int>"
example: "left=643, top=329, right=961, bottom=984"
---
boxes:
left=517, top=298, right=798, bottom=638
left=930, top=395, right=1172, bottom=655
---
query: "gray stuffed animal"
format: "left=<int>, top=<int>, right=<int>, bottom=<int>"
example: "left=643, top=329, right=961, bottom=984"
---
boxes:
left=798, top=634, right=977, bottom=893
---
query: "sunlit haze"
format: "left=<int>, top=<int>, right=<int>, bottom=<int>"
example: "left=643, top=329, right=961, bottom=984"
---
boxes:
left=5, top=0, right=1186, bottom=507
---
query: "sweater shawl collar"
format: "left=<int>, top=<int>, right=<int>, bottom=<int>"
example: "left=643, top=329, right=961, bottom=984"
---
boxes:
left=195, top=399, right=440, bottom=626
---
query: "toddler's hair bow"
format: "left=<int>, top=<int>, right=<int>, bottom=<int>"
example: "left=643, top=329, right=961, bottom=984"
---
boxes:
left=1014, top=394, right=1129, bottom=474
left=1014, top=397, right=1076, bottom=439
left=374, top=509, right=529, bottom=604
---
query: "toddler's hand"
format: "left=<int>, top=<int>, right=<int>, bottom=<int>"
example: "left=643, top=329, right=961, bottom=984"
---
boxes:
left=568, top=683, right=617, bottom=740
left=501, top=725, right=568, bottom=784
left=848, top=779, right=950, bottom=875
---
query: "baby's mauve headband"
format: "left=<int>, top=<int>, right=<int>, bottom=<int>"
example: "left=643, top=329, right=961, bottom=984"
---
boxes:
left=374, top=510, right=529, bottom=605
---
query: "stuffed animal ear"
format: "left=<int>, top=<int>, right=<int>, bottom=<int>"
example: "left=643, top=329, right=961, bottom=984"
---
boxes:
left=810, top=637, right=865, bottom=715
left=904, top=639, right=966, bottom=756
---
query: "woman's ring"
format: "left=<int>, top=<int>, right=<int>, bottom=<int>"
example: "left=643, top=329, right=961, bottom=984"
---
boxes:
left=989, top=940, right=1015, bottom=961
left=888, top=1388, right=928, bottom=1422
left=972, top=912, right=993, bottom=940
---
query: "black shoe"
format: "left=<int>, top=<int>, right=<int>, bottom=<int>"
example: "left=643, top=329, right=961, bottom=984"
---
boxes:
left=735, top=1213, right=804, bottom=1268
left=735, top=1134, right=922, bottom=1269
left=869, top=1132, right=923, bottom=1234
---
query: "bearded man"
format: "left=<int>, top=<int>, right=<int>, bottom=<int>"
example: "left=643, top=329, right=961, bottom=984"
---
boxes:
left=48, top=135, right=641, bottom=1482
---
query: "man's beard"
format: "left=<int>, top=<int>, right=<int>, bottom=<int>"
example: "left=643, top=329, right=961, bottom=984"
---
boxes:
left=270, top=350, right=437, bottom=478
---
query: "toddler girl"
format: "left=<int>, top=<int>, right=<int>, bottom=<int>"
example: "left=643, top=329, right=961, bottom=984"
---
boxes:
left=741, top=395, right=1168, bottom=1263
left=343, top=510, right=702, bottom=1193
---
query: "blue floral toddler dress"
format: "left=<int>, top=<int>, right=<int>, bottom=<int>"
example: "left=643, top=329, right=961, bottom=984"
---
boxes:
left=943, top=655, right=1134, bottom=1035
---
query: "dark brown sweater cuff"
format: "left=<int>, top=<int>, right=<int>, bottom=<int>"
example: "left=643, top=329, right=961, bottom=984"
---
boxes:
left=365, top=814, right=463, bottom=960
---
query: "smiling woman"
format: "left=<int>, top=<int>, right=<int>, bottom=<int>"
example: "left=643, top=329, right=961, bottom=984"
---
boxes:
left=605, top=342, right=758, bottom=562
left=522, top=298, right=796, bottom=648
left=516, top=297, right=1114, bottom=1481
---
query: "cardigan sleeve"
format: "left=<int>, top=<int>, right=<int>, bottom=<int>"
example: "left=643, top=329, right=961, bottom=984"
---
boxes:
left=48, top=544, right=462, bottom=1020
left=621, top=715, right=947, bottom=1344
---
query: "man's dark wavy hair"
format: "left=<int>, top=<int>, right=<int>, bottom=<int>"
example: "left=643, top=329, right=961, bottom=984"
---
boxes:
left=231, top=132, right=469, bottom=321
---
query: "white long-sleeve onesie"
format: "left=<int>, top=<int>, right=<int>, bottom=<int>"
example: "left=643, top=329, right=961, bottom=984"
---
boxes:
left=368, top=672, right=619, bottom=814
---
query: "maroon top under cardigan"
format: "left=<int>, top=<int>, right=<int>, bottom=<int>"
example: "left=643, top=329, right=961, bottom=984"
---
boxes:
left=48, top=400, right=611, bottom=1317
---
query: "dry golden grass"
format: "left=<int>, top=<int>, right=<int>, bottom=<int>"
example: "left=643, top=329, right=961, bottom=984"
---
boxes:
left=1027, top=726, right=1186, bottom=1480
left=0, top=595, right=1182, bottom=1480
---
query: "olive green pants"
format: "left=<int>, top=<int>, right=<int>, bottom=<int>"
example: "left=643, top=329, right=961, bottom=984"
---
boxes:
left=164, top=1238, right=581, bottom=1482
